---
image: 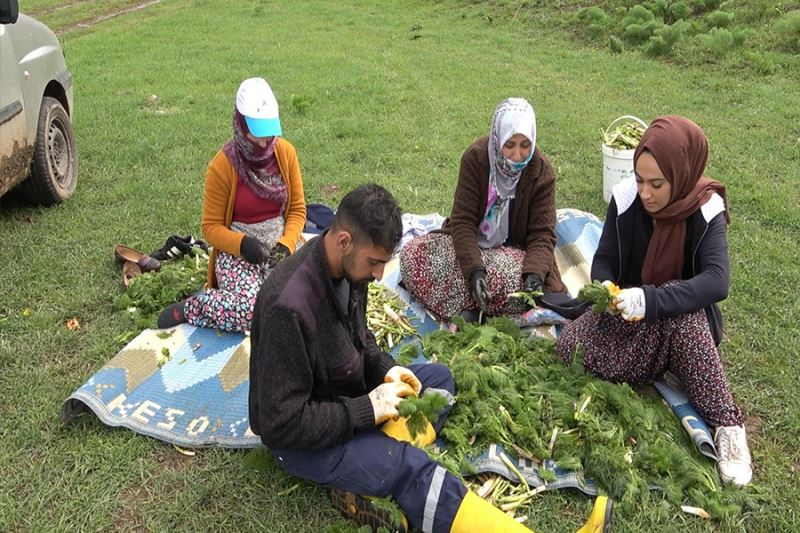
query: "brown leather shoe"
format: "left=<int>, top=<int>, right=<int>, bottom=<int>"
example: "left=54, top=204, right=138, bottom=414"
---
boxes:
left=114, top=244, right=161, bottom=272
left=122, top=261, right=142, bottom=288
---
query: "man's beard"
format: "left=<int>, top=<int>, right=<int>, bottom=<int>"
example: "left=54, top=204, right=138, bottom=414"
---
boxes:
left=342, top=252, right=373, bottom=287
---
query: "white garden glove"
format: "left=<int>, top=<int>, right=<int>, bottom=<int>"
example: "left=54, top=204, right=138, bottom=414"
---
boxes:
left=368, top=382, right=415, bottom=424
left=384, top=366, right=422, bottom=394
left=614, top=287, right=646, bottom=322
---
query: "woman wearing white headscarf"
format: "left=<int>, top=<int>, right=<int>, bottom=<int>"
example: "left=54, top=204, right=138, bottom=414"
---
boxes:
left=400, top=98, right=565, bottom=320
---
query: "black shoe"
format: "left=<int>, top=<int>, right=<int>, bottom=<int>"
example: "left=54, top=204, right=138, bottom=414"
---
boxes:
left=151, top=235, right=208, bottom=261
left=329, top=489, right=408, bottom=533
left=157, top=300, right=188, bottom=329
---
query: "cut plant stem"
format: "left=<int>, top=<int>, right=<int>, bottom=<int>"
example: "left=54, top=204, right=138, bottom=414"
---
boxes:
left=499, top=451, right=530, bottom=493
left=547, top=427, right=560, bottom=456
left=681, top=506, right=710, bottom=519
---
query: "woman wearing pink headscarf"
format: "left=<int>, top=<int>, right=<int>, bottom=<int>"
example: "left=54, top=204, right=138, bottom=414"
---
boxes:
left=400, top=98, right=565, bottom=320
left=557, top=116, right=752, bottom=487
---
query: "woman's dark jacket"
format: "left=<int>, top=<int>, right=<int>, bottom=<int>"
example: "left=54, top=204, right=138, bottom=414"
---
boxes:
left=592, top=178, right=730, bottom=345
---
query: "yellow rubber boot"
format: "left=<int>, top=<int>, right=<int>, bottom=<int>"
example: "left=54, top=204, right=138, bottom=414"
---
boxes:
left=381, top=417, right=436, bottom=447
left=450, top=491, right=533, bottom=532
left=576, top=496, right=613, bottom=533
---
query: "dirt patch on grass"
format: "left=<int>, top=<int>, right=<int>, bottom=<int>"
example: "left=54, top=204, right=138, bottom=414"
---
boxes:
left=115, top=449, right=192, bottom=529
left=55, top=0, right=161, bottom=35
left=745, top=413, right=762, bottom=438
left=154, top=447, right=194, bottom=473
left=26, top=0, right=94, bottom=18
left=116, top=485, right=149, bottom=531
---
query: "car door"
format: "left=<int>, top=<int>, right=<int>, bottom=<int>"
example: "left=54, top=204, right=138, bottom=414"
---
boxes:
left=0, top=20, right=30, bottom=197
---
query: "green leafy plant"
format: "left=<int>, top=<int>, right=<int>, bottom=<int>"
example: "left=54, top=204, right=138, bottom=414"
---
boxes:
left=576, top=6, right=612, bottom=39
left=578, top=280, right=620, bottom=314
left=506, top=290, right=542, bottom=309
left=668, top=2, right=691, bottom=22
left=621, top=6, right=660, bottom=45
left=609, top=34, right=624, bottom=53
left=397, top=393, right=449, bottom=438
left=646, top=20, right=688, bottom=56
left=706, top=10, right=734, bottom=28
left=601, top=121, right=645, bottom=151
left=703, top=27, right=734, bottom=55
left=643, top=0, right=670, bottom=19
left=290, top=94, right=315, bottom=114
left=419, top=318, right=759, bottom=519
left=113, top=253, right=208, bottom=330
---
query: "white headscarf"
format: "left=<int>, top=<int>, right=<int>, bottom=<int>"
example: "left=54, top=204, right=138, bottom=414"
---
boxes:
left=477, top=98, right=537, bottom=249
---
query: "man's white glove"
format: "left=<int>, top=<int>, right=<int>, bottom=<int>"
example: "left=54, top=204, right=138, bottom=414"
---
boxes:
left=614, top=287, right=646, bottom=322
left=368, top=382, right=415, bottom=424
left=384, top=366, right=422, bottom=394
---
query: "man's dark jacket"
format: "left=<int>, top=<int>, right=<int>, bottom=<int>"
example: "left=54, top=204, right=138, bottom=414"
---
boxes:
left=248, top=234, right=395, bottom=450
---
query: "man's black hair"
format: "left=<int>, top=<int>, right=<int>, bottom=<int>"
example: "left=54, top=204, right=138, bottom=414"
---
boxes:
left=332, top=184, right=402, bottom=252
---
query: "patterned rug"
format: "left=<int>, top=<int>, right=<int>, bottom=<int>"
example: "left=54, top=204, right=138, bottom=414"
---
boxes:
left=62, top=209, right=716, bottom=490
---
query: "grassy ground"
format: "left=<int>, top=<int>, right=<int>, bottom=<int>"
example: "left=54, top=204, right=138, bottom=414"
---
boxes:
left=1, top=0, right=799, bottom=531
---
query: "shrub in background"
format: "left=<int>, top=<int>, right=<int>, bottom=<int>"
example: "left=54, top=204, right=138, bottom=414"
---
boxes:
left=621, top=5, right=660, bottom=44
left=645, top=20, right=688, bottom=56
left=706, top=10, right=735, bottom=28
left=705, top=27, right=733, bottom=55
left=577, top=6, right=613, bottom=40
left=668, top=2, right=691, bottom=22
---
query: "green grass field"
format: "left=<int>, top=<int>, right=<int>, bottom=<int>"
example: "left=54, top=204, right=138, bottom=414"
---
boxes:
left=1, top=0, right=799, bottom=531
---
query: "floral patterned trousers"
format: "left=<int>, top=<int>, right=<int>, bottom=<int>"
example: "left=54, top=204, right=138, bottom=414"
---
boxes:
left=556, top=308, right=744, bottom=427
left=184, top=251, right=269, bottom=333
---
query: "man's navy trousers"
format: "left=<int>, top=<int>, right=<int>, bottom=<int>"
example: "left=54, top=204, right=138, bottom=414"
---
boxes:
left=270, top=363, right=467, bottom=533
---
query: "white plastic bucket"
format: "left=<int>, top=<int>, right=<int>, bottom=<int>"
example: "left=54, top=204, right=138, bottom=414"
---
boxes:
left=602, top=115, right=648, bottom=203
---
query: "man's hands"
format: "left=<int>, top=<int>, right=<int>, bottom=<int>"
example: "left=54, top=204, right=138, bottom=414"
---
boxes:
left=368, top=382, right=416, bottom=424
left=614, top=287, right=645, bottom=322
left=241, top=236, right=270, bottom=264
left=469, top=269, right=491, bottom=314
left=384, top=366, right=422, bottom=394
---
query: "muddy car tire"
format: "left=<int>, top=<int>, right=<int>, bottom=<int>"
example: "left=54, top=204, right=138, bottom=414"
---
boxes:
left=22, top=96, right=78, bottom=205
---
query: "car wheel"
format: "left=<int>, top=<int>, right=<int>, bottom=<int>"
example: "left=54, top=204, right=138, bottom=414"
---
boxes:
left=22, top=96, right=78, bottom=205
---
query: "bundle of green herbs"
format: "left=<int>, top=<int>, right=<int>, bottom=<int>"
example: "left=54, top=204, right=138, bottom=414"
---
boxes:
left=367, top=283, right=416, bottom=351
left=397, top=317, right=759, bottom=520
left=113, top=253, right=208, bottom=331
left=602, top=120, right=645, bottom=150
left=578, top=280, right=621, bottom=314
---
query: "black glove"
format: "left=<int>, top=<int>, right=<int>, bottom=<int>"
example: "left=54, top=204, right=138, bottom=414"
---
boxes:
left=240, top=236, right=270, bottom=264
left=469, top=269, right=492, bottom=314
left=267, top=243, right=291, bottom=268
left=522, top=273, right=543, bottom=294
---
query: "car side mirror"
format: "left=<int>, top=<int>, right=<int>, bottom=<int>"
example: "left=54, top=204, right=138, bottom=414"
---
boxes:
left=0, top=0, right=19, bottom=24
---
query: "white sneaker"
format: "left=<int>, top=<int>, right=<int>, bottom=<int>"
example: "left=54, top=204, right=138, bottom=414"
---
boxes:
left=714, top=425, right=753, bottom=487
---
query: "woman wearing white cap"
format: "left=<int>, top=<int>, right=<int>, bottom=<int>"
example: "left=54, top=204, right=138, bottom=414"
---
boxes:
left=158, top=77, right=306, bottom=331
left=400, top=97, right=566, bottom=320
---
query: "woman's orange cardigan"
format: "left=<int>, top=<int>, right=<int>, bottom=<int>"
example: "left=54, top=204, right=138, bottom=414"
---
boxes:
left=201, top=138, right=306, bottom=288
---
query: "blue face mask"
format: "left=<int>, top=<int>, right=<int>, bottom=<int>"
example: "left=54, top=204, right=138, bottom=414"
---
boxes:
left=507, top=152, right=533, bottom=172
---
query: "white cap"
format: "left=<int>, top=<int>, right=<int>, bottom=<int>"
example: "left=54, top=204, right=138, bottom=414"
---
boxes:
left=235, top=77, right=282, bottom=137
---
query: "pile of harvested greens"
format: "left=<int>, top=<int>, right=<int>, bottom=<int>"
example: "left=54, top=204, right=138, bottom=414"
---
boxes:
left=113, top=253, right=208, bottom=330
left=396, top=317, right=758, bottom=521
left=367, top=283, right=416, bottom=351
left=602, top=119, right=646, bottom=151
